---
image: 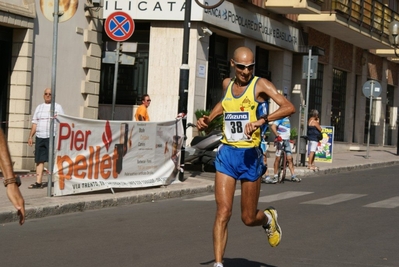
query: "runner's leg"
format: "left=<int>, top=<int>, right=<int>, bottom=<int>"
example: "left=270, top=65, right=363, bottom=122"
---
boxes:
left=213, top=171, right=236, bottom=264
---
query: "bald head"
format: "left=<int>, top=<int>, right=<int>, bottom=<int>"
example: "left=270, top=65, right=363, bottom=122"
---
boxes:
left=233, top=47, right=254, bottom=63
left=43, top=88, right=52, bottom=103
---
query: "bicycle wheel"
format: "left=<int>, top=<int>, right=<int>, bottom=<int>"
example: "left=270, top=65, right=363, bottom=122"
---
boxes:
left=278, top=152, right=287, bottom=183
left=194, top=0, right=225, bottom=9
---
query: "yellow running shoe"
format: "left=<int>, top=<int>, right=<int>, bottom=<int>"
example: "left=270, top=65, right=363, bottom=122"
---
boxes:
left=263, top=207, right=282, bottom=247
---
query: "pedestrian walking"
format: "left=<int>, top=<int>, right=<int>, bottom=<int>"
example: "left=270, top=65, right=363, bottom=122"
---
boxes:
left=27, top=88, right=64, bottom=189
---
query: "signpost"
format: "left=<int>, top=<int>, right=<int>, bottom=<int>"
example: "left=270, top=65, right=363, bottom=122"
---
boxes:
left=104, top=11, right=135, bottom=42
left=104, top=11, right=135, bottom=120
left=300, top=50, right=318, bottom=166
left=362, top=80, right=382, bottom=159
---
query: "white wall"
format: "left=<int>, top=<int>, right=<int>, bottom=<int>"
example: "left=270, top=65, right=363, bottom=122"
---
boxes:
left=31, top=0, right=89, bottom=117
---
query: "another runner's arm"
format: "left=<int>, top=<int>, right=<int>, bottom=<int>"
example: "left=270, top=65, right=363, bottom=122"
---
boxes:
left=270, top=123, right=278, bottom=137
left=197, top=78, right=229, bottom=131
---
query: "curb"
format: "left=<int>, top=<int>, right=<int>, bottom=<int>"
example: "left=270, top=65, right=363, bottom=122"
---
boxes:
left=309, top=160, right=399, bottom=176
left=0, top=179, right=215, bottom=224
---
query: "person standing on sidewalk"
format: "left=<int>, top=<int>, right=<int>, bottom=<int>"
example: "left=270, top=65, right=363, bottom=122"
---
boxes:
left=266, top=116, right=300, bottom=183
left=0, top=129, right=25, bottom=225
left=27, top=88, right=64, bottom=189
left=134, top=94, right=151, bottom=121
left=258, top=101, right=271, bottom=182
left=196, top=47, right=295, bottom=267
left=307, top=109, right=322, bottom=170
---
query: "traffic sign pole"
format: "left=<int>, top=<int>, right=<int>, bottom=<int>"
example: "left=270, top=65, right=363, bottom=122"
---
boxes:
left=366, top=81, right=375, bottom=159
left=111, top=41, right=121, bottom=120
left=362, top=80, right=381, bottom=159
left=301, top=47, right=312, bottom=166
left=104, top=12, right=135, bottom=120
left=178, top=0, right=192, bottom=182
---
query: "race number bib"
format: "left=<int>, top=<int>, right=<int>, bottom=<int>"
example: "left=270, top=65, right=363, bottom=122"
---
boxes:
left=224, top=112, right=251, bottom=142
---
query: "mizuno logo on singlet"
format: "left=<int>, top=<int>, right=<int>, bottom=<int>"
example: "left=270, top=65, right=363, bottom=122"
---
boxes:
left=225, top=112, right=249, bottom=120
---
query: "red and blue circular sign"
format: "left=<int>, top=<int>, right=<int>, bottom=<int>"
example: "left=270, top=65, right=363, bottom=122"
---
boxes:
left=105, top=11, right=135, bottom=42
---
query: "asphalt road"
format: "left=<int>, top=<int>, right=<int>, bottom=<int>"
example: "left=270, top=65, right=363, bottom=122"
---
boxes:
left=1, top=165, right=398, bottom=267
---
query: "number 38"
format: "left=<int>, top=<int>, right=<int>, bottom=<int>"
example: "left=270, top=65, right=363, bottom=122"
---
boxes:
left=230, top=121, right=243, bottom=134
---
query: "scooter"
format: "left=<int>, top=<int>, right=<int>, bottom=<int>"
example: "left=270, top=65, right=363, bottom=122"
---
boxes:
left=184, top=123, right=222, bottom=172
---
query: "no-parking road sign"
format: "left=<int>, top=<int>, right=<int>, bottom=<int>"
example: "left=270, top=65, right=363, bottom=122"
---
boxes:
left=105, top=11, right=135, bottom=42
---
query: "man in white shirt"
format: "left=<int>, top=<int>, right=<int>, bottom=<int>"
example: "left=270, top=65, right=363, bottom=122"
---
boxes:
left=27, top=88, right=64, bottom=189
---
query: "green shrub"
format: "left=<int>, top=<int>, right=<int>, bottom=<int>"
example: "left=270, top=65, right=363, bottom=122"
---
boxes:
left=290, top=127, right=298, bottom=140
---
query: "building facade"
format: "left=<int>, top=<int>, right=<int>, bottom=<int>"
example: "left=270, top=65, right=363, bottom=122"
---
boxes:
left=0, top=0, right=398, bottom=171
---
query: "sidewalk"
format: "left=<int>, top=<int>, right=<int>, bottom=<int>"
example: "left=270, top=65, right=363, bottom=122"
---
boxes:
left=1, top=147, right=398, bottom=224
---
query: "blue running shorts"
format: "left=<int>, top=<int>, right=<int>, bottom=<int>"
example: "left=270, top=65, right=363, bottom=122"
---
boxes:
left=215, top=144, right=266, bottom=181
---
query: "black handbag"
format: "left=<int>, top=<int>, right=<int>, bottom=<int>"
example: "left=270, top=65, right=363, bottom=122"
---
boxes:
left=317, top=132, right=323, bottom=141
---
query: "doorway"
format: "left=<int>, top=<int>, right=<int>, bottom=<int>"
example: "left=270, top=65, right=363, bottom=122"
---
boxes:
left=0, top=26, right=12, bottom=133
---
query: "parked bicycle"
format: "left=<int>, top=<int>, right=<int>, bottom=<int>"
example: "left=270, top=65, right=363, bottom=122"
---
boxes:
left=274, top=138, right=300, bottom=183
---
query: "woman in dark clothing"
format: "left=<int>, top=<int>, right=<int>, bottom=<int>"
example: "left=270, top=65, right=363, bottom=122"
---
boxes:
left=307, top=109, right=322, bottom=170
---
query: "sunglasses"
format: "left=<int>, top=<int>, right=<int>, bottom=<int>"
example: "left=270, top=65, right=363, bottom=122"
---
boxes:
left=233, top=60, right=255, bottom=71
left=44, top=93, right=52, bottom=96
left=146, top=99, right=151, bottom=102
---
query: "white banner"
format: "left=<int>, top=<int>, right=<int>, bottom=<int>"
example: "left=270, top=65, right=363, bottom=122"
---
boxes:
left=53, top=114, right=183, bottom=196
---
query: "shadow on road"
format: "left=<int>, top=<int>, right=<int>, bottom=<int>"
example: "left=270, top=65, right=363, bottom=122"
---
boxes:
left=200, top=257, right=276, bottom=267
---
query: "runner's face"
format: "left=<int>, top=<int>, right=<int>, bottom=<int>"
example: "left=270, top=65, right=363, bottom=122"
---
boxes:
left=231, top=53, right=254, bottom=85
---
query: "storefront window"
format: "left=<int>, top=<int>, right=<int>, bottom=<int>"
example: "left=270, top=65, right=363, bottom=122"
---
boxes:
left=385, top=84, right=394, bottom=145
left=99, top=23, right=150, bottom=106
left=309, top=63, right=323, bottom=114
left=0, top=26, right=12, bottom=133
left=255, top=47, right=271, bottom=81
left=331, top=68, right=346, bottom=141
left=206, top=34, right=229, bottom=110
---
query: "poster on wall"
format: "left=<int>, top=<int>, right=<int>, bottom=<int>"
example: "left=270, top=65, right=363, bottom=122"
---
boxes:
left=314, top=126, right=334, bottom=163
left=53, top=114, right=183, bottom=196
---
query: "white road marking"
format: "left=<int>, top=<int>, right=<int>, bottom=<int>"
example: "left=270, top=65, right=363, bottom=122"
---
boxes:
left=364, top=196, right=399, bottom=208
left=302, top=194, right=367, bottom=205
left=184, top=190, right=241, bottom=201
left=258, top=191, right=314, bottom=202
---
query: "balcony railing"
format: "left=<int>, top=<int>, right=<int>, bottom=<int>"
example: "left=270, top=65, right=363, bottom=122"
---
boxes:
left=331, top=0, right=399, bottom=38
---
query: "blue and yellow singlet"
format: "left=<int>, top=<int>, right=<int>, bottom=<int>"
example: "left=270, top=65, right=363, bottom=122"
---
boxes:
left=221, top=76, right=263, bottom=148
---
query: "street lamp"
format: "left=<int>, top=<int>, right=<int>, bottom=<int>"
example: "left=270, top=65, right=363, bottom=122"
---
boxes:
left=388, top=20, right=399, bottom=57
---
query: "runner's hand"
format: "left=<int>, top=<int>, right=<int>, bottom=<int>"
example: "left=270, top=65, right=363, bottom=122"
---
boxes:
left=197, top=115, right=210, bottom=131
left=6, top=183, right=25, bottom=225
left=244, top=120, right=264, bottom=139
